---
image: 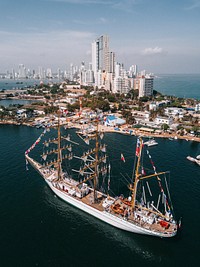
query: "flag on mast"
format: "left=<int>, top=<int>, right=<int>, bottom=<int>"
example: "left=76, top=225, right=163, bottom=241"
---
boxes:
left=121, top=153, right=125, bottom=163
left=135, top=138, right=140, bottom=157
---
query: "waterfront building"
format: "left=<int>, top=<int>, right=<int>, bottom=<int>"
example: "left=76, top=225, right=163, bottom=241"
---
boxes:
left=92, top=35, right=109, bottom=74
left=112, top=62, right=130, bottom=94
left=11, top=69, right=16, bottom=79
left=38, top=66, right=46, bottom=79
left=113, top=77, right=124, bottom=93
left=138, top=75, right=154, bottom=98
left=92, top=35, right=114, bottom=87
left=115, top=62, right=121, bottom=79
left=26, top=69, right=32, bottom=79
left=108, top=51, right=115, bottom=73
left=80, top=61, right=85, bottom=72
left=104, top=72, right=113, bottom=92
left=69, top=64, right=74, bottom=81
left=104, top=114, right=126, bottom=127
left=46, top=68, right=52, bottom=78
left=18, top=64, right=27, bottom=79
left=149, top=102, right=158, bottom=111
left=164, top=107, right=186, bottom=118
left=86, top=63, right=94, bottom=85
left=132, top=110, right=150, bottom=121
left=57, top=68, right=64, bottom=80
left=195, top=103, right=200, bottom=112
left=80, top=63, right=94, bottom=86
left=128, top=65, right=137, bottom=77
left=154, top=116, right=173, bottom=126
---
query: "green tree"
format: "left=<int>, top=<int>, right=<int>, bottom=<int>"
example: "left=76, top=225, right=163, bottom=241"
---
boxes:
left=161, top=123, right=169, bottom=131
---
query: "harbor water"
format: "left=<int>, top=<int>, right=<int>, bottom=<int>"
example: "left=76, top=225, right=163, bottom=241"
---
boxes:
left=0, top=125, right=199, bottom=267
left=0, top=74, right=200, bottom=101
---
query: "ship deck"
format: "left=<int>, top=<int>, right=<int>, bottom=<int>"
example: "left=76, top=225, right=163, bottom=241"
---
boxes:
left=81, top=192, right=105, bottom=211
left=108, top=198, right=177, bottom=235
left=69, top=191, right=177, bottom=235
left=26, top=155, right=177, bottom=236
left=52, top=183, right=177, bottom=235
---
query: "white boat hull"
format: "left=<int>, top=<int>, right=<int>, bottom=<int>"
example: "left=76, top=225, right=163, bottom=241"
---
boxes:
left=46, top=180, right=176, bottom=238
left=26, top=155, right=177, bottom=238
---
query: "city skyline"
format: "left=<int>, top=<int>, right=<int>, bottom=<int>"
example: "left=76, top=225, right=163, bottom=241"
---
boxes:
left=0, top=0, right=200, bottom=74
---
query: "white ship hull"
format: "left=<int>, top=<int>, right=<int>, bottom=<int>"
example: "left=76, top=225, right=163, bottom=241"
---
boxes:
left=46, top=180, right=176, bottom=237
left=26, top=155, right=177, bottom=238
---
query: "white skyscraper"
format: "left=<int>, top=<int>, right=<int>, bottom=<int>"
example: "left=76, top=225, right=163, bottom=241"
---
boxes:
left=38, top=66, right=46, bottom=79
left=129, top=65, right=137, bottom=77
left=108, top=51, right=115, bottom=73
left=92, top=35, right=110, bottom=86
left=138, top=75, right=154, bottom=98
left=115, top=62, right=121, bottom=78
left=46, top=68, right=52, bottom=78
left=18, top=64, right=26, bottom=79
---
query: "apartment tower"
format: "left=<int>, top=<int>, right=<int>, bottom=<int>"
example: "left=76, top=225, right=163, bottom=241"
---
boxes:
left=92, top=35, right=110, bottom=86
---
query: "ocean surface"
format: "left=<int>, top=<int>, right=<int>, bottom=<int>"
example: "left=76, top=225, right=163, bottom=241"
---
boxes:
left=0, top=79, right=61, bottom=91
left=0, top=99, right=42, bottom=108
left=0, top=74, right=200, bottom=100
left=154, top=74, right=200, bottom=100
left=0, top=125, right=200, bottom=267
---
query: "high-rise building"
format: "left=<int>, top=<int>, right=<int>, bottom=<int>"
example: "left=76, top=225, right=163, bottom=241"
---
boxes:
left=108, top=51, right=115, bottom=73
left=11, top=68, right=15, bottom=79
left=38, top=66, right=46, bottom=79
left=129, top=65, right=137, bottom=77
left=18, top=64, right=26, bottom=79
left=138, top=75, right=154, bottom=98
left=46, top=68, right=52, bottom=78
left=115, top=62, right=121, bottom=78
left=92, top=35, right=110, bottom=86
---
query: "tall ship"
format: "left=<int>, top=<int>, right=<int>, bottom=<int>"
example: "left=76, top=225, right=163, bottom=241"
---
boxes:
left=25, top=112, right=178, bottom=238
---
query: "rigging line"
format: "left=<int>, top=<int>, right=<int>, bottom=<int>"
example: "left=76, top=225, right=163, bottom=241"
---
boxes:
left=131, top=153, right=138, bottom=181
left=104, top=133, right=137, bottom=154
left=156, top=194, right=161, bottom=210
left=146, top=181, right=152, bottom=197
left=107, top=188, right=116, bottom=197
left=102, top=141, right=134, bottom=155
left=125, top=172, right=132, bottom=183
left=142, top=186, right=146, bottom=204
left=164, top=174, right=174, bottom=211
left=119, top=176, right=130, bottom=188
left=120, top=172, right=132, bottom=184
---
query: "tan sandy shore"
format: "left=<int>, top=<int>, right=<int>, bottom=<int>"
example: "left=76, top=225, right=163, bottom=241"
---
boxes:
left=0, top=119, right=199, bottom=143
left=71, top=122, right=200, bottom=143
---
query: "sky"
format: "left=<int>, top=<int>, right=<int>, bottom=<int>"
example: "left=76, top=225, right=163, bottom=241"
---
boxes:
left=0, top=0, right=200, bottom=74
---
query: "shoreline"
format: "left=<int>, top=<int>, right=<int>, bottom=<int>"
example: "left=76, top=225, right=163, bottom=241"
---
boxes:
left=1, top=119, right=199, bottom=143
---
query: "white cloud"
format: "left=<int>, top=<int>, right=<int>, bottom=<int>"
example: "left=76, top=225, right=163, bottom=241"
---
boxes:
left=142, top=47, right=167, bottom=55
left=0, top=30, right=95, bottom=71
left=73, top=17, right=108, bottom=25
left=112, top=0, right=139, bottom=13
left=45, top=0, right=139, bottom=11
left=45, top=0, right=113, bottom=4
left=185, top=0, right=200, bottom=10
left=99, top=17, right=108, bottom=23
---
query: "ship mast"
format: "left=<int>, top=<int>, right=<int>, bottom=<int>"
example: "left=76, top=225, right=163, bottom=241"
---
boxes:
left=74, top=118, right=106, bottom=203
left=130, top=137, right=143, bottom=210
left=93, top=119, right=99, bottom=202
left=57, top=109, right=62, bottom=181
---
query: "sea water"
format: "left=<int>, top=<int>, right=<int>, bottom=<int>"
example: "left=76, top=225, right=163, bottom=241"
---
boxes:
left=154, top=74, right=200, bottom=100
left=0, top=125, right=199, bottom=267
left=0, top=74, right=200, bottom=100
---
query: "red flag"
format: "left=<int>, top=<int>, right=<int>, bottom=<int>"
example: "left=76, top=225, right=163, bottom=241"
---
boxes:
left=142, top=167, right=146, bottom=175
left=121, top=153, right=125, bottom=163
left=135, top=138, right=140, bottom=157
